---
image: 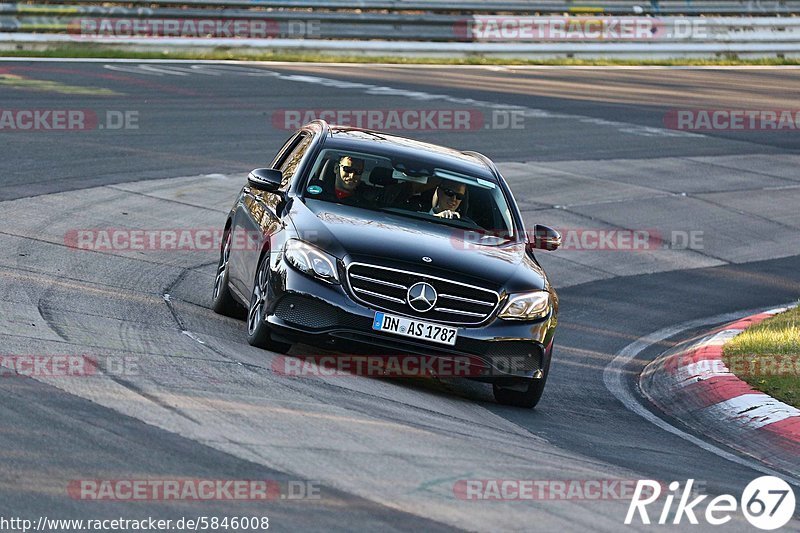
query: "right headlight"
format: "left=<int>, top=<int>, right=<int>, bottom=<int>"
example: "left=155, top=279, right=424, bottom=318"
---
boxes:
left=283, top=239, right=340, bottom=284
left=498, top=291, right=551, bottom=320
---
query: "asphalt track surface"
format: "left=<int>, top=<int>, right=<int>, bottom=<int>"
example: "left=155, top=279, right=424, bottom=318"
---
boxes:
left=1, top=60, right=799, bottom=532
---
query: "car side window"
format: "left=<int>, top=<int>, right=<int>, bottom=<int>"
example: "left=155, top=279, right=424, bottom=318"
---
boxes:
left=270, top=133, right=301, bottom=168
left=277, top=133, right=313, bottom=191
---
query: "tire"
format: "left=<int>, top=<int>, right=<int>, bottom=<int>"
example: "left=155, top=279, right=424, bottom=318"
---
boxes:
left=212, top=229, right=243, bottom=318
left=492, top=355, right=551, bottom=408
left=246, top=254, right=292, bottom=353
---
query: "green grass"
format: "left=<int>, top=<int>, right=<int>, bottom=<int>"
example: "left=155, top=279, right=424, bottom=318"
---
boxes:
left=1, top=44, right=799, bottom=65
left=723, top=306, right=800, bottom=408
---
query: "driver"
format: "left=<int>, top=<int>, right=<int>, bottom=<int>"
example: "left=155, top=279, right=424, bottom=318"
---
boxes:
left=430, top=181, right=467, bottom=219
left=334, top=155, right=366, bottom=200
left=311, top=155, right=381, bottom=206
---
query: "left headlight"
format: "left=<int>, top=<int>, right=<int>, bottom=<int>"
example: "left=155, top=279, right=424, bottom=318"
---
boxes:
left=498, top=291, right=551, bottom=320
left=283, top=239, right=340, bottom=284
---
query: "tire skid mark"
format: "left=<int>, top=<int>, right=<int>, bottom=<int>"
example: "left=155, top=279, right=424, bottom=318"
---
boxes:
left=103, top=371, right=202, bottom=425
left=36, top=299, right=70, bottom=342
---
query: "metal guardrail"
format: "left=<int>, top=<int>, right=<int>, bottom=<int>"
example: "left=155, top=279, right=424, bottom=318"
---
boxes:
left=3, top=33, right=800, bottom=58
left=2, top=0, right=799, bottom=15
left=0, top=1, right=798, bottom=57
left=2, top=9, right=799, bottom=41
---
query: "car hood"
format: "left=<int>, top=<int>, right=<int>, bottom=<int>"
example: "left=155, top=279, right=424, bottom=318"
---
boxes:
left=289, top=199, right=547, bottom=292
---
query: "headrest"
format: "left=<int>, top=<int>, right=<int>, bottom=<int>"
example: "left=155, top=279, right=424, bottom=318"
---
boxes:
left=369, top=166, right=396, bottom=186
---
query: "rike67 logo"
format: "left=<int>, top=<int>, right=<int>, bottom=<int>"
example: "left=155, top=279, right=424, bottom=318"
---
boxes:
left=626, top=477, right=795, bottom=530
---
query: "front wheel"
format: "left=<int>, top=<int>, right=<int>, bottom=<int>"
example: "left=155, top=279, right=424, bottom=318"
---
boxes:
left=493, top=353, right=550, bottom=409
left=246, top=255, right=292, bottom=354
left=492, top=376, right=547, bottom=408
left=212, top=229, right=243, bottom=318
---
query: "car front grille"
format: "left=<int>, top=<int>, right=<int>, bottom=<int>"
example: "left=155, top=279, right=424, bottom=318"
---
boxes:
left=346, top=262, right=500, bottom=325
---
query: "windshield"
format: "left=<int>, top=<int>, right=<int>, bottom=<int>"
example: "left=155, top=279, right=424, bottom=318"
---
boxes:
left=302, top=148, right=516, bottom=240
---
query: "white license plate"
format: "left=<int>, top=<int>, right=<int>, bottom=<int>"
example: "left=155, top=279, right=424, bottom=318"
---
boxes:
left=372, top=312, right=458, bottom=346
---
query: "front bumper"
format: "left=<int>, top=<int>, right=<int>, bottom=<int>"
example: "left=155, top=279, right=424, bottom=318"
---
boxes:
left=264, top=259, right=556, bottom=382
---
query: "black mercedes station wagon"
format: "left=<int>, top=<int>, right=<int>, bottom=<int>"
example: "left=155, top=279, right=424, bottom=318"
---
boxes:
left=212, top=121, right=561, bottom=407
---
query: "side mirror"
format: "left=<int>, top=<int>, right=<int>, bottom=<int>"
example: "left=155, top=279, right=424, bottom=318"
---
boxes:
left=528, top=224, right=561, bottom=251
left=247, top=168, right=283, bottom=192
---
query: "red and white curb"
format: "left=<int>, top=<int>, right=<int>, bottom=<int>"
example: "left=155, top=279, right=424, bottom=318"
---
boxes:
left=640, top=306, right=799, bottom=476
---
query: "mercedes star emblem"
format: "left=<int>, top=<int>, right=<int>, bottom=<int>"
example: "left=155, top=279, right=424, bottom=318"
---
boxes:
left=407, top=282, right=437, bottom=313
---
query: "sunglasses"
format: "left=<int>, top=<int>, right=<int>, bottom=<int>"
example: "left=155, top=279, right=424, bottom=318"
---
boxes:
left=442, top=188, right=465, bottom=201
left=339, top=165, right=363, bottom=176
